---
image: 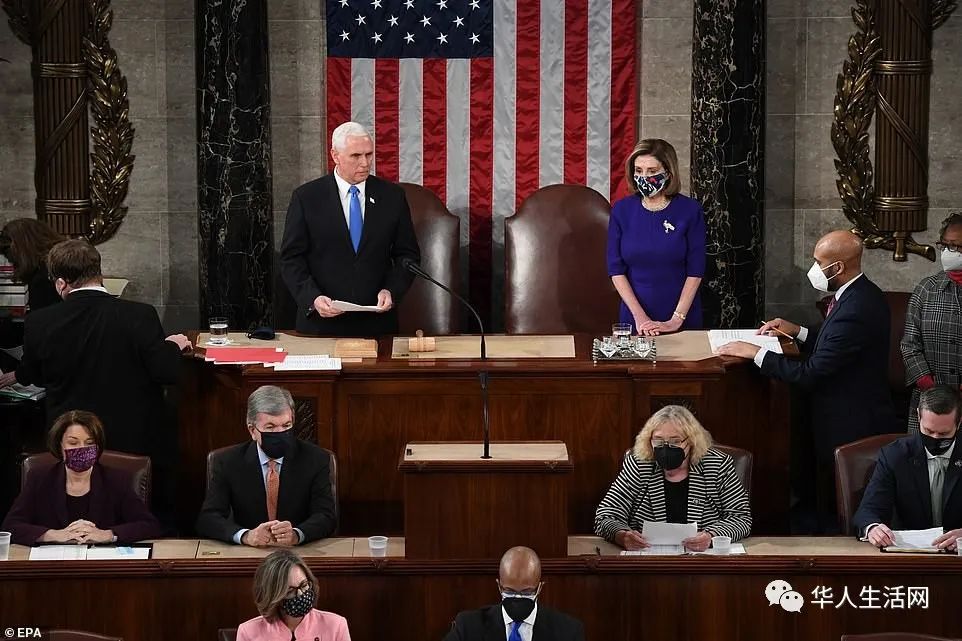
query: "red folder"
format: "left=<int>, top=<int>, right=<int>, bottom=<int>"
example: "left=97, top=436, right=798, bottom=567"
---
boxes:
left=204, top=347, right=287, bottom=363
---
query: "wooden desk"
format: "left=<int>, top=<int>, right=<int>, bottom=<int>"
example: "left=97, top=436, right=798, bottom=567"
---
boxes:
left=2, top=537, right=960, bottom=641
left=179, top=332, right=790, bottom=536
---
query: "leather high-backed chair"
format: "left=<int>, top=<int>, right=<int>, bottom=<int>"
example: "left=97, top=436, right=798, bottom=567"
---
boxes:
left=834, top=433, right=904, bottom=536
left=45, top=631, right=123, bottom=641
left=206, top=445, right=340, bottom=531
left=21, top=451, right=151, bottom=507
left=504, top=184, right=619, bottom=334
left=842, top=635, right=961, bottom=641
left=713, top=444, right=753, bottom=497
left=398, top=183, right=461, bottom=335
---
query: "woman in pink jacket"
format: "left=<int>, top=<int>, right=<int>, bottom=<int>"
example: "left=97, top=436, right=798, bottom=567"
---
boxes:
left=237, top=549, right=351, bottom=641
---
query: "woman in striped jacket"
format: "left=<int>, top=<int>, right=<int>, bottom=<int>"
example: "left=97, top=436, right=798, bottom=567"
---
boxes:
left=594, top=405, right=752, bottom=551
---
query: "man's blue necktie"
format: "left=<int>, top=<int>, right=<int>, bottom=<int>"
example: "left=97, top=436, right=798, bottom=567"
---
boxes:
left=508, top=621, right=523, bottom=641
left=348, top=184, right=363, bottom=251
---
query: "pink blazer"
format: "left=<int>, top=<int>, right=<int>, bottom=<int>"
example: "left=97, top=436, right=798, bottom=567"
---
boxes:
left=236, top=609, right=351, bottom=641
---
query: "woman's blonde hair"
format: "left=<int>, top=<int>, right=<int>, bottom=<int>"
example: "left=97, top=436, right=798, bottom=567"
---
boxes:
left=253, top=550, right=318, bottom=622
left=624, top=138, right=682, bottom=197
left=632, top=405, right=712, bottom=464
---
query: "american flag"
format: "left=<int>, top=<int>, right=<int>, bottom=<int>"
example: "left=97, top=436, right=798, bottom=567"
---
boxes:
left=326, top=0, right=637, bottom=324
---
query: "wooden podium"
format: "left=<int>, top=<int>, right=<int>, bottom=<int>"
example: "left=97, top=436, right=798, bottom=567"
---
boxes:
left=398, top=441, right=573, bottom=559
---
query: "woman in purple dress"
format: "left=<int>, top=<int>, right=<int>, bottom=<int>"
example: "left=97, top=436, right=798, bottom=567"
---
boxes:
left=607, top=138, right=706, bottom=335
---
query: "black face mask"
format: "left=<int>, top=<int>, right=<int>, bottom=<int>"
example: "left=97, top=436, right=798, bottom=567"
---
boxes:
left=501, top=596, right=536, bottom=622
left=921, top=433, right=955, bottom=457
left=280, top=586, right=314, bottom=618
left=259, top=428, right=295, bottom=459
left=654, top=444, right=686, bottom=471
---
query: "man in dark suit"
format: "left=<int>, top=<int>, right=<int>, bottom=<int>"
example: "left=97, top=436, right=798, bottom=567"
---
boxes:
left=443, top=546, right=584, bottom=641
left=854, top=385, right=962, bottom=551
left=280, top=121, right=421, bottom=336
left=196, top=385, right=337, bottom=546
left=719, top=230, right=897, bottom=532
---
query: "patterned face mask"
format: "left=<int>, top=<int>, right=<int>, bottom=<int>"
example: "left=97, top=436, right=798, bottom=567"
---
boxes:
left=280, top=586, right=314, bottom=618
left=63, top=445, right=99, bottom=473
left=635, top=172, right=668, bottom=199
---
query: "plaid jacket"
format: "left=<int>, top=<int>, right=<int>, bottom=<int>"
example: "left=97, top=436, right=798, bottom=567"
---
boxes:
left=900, top=271, right=962, bottom=431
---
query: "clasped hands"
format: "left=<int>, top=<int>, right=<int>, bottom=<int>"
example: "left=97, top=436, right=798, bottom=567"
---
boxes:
left=633, top=315, right=683, bottom=337
left=43, top=519, right=114, bottom=545
left=241, top=520, right=299, bottom=547
left=615, top=528, right=712, bottom=553
left=867, top=524, right=961, bottom=552
left=715, top=317, right=802, bottom=359
left=314, top=289, right=393, bottom=318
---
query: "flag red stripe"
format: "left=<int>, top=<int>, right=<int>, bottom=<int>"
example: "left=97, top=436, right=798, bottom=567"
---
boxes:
left=563, top=0, right=589, bottom=186
left=422, top=59, right=447, bottom=203
left=469, top=58, right=494, bottom=322
left=609, top=0, right=637, bottom=200
left=374, top=59, right=400, bottom=182
left=514, top=0, right=540, bottom=209
left=326, top=58, right=353, bottom=168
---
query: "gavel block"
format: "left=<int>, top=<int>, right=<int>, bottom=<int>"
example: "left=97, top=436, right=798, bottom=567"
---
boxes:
left=408, top=329, right=437, bottom=353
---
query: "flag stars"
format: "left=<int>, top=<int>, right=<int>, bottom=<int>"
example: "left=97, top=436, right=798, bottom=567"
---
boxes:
left=436, top=0, right=448, bottom=8
left=388, top=15, right=399, bottom=26
left=403, top=32, right=415, bottom=44
left=469, top=32, right=480, bottom=44
left=437, top=32, right=448, bottom=44
left=372, top=31, right=383, bottom=43
left=453, top=15, right=464, bottom=27
left=371, top=0, right=382, bottom=8
left=355, top=14, right=367, bottom=25
left=338, top=0, right=349, bottom=7
left=404, top=0, right=414, bottom=8
left=339, top=30, right=351, bottom=41
left=469, top=0, right=480, bottom=9
left=420, top=15, right=431, bottom=27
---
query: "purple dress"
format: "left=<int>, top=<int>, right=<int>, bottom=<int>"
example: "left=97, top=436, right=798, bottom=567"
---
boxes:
left=607, top=193, right=706, bottom=329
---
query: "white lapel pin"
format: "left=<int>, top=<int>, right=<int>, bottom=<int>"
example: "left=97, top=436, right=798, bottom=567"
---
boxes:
left=368, top=196, right=375, bottom=204
left=954, top=460, right=961, bottom=467
left=663, top=220, right=675, bottom=234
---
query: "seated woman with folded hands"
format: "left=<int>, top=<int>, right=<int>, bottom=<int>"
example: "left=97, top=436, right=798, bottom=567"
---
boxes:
left=594, top=405, right=752, bottom=551
left=1, top=410, right=162, bottom=545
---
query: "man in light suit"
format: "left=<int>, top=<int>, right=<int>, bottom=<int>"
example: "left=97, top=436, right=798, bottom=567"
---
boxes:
left=854, top=385, right=962, bottom=550
left=196, top=385, right=337, bottom=546
left=718, top=230, right=897, bottom=532
left=443, top=546, right=584, bottom=641
left=280, top=121, right=421, bottom=336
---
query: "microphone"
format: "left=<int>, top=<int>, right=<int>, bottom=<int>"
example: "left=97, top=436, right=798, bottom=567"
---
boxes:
left=400, top=258, right=492, bottom=459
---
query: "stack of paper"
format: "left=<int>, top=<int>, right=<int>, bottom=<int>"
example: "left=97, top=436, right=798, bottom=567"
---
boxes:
left=28, top=545, right=151, bottom=560
left=270, top=355, right=342, bottom=371
left=708, top=329, right=783, bottom=354
left=883, top=527, right=944, bottom=552
left=0, top=368, right=44, bottom=401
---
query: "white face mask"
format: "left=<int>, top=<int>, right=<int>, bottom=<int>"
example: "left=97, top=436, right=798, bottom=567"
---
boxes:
left=807, top=261, right=839, bottom=293
left=941, top=248, right=962, bottom=272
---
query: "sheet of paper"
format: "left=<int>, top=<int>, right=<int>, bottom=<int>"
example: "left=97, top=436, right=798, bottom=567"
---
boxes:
left=332, top=300, right=381, bottom=313
left=642, top=520, right=697, bottom=545
left=708, top=329, right=783, bottom=354
left=621, top=545, right=686, bottom=556
left=891, top=527, right=943, bottom=549
left=85, top=546, right=151, bottom=560
left=29, top=545, right=87, bottom=560
left=0, top=368, right=45, bottom=400
left=271, top=355, right=342, bottom=371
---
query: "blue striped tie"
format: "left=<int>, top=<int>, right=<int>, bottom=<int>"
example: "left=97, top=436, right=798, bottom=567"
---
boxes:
left=508, top=621, right=523, bottom=641
left=348, top=184, right=363, bottom=251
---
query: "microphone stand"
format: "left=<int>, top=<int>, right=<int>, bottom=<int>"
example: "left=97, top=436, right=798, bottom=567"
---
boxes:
left=403, top=261, right=491, bottom=459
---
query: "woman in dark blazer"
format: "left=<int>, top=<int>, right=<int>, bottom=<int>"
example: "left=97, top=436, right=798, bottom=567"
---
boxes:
left=594, top=405, right=751, bottom=551
left=1, top=410, right=162, bottom=545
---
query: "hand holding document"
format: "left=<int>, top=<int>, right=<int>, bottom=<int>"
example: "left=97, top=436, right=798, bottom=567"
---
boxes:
left=881, top=527, right=945, bottom=553
left=708, top=330, right=783, bottom=354
left=331, top=300, right=382, bottom=313
left=620, top=521, right=698, bottom=556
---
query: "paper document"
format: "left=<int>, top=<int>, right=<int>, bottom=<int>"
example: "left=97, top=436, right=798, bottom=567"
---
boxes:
left=331, top=300, right=382, bottom=313
left=0, top=368, right=45, bottom=400
left=708, top=329, right=783, bottom=354
left=888, top=527, right=943, bottom=551
left=643, top=520, right=698, bottom=545
left=271, top=355, right=342, bottom=371
left=85, top=546, right=151, bottom=560
left=29, top=545, right=88, bottom=560
left=621, top=545, right=686, bottom=556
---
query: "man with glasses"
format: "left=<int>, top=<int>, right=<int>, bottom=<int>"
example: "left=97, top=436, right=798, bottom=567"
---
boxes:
left=443, top=546, right=584, bottom=641
left=854, top=385, right=962, bottom=550
left=196, top=385, right=337, bottom=547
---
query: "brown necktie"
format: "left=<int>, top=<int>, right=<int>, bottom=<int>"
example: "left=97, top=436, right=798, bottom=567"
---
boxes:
left=826, top=297, right=837, bottom=317
left=266, top=459, right=279, bottom=521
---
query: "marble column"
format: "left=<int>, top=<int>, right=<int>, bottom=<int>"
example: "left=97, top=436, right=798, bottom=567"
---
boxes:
left=690, top=0, right=765, bottom=328
left=196, top=0, right=274, bottom=329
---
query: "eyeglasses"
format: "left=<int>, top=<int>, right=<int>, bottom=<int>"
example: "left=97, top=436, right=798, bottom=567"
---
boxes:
left=284, top=580, right=311, bottom=600
left=651, top=438, right=686, bottom=448
left=255, top=422, right=294, bottom=432
left=936, top=242, right=962, bottom=253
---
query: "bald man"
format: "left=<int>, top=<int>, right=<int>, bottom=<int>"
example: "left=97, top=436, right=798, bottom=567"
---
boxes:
left=443, top=546, right=584, bottom=641
left=719, top=230, right=897, bottom=532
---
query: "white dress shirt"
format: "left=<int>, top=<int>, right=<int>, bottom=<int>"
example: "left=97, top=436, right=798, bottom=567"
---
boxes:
left=232, top=443, right=305, bottom=544
left=753, top=273, right=864, bottom=367
left=68, top=285, right=109, bottom=295
left=333, top=170, right=367, bottom=231
left=501, top=603, right=537, bottom=641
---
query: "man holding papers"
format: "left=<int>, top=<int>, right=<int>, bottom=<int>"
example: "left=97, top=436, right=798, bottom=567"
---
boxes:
left=854, top=385, right=962, bottom=551
left=717, top=230, right=896, bottom=532
left=280, top=121, right=421, bottom=336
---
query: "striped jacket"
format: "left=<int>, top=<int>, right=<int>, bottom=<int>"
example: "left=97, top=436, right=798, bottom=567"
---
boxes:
left=593, top=447, right=752, bottom=542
